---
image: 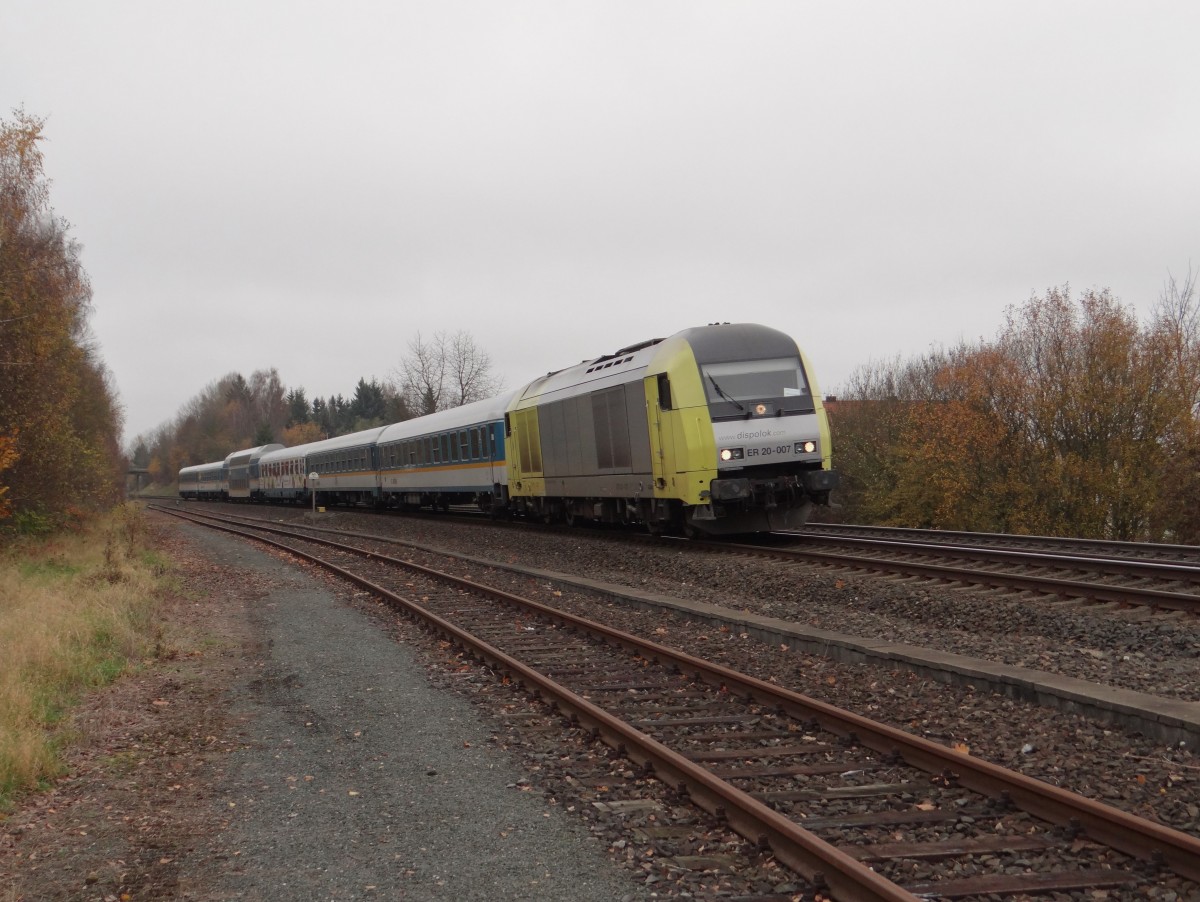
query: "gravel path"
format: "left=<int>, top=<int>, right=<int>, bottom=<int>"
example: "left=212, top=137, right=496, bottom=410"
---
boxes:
left=178, top=523, right=648, bottom=901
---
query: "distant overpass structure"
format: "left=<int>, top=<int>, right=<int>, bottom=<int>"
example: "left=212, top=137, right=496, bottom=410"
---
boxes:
left=127, top=466, right=151, bottom=495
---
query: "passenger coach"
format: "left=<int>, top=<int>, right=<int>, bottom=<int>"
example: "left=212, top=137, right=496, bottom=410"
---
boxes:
left=375, top=391, right=515, bottom=512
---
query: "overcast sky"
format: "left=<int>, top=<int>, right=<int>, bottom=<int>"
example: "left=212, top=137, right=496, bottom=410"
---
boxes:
left=4, top=2, right=1198, bottom=446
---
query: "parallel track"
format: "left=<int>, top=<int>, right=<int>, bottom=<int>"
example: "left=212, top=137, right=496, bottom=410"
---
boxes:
left=176, top=500, right=1200, bottom=613
left=797, top=524, right=1200, bottom=566
left=153, top=504, right=1200, bottom=900
left=701, top=536, right=1200, bottom=615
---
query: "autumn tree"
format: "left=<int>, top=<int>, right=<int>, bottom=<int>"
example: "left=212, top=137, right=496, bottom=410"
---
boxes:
left=830, top=284, right=1200, bottom=540
left=1146, top=266, right=1200, bottom=541
left=824, top=351, right=958, bottom=525
left=990, top=287, right=1189, bottom=539
left=140, top=368, right=288, bottom=486
left=0, top=109, right=124, bottom=524
left=0, top=433, right=17, bottom=520
left=281, top=421, right=324, bottom=447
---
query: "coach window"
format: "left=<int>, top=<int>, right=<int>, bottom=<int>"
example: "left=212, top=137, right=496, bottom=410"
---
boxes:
left=449, top=433, right=458, bottom=463
left=460, top=430, right=470, bottom=460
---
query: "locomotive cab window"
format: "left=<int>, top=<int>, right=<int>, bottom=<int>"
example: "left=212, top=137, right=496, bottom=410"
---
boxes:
left=700, top=357, right=813, bottom=417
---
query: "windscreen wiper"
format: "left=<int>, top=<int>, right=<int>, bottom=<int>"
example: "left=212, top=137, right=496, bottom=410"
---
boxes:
left=707, top=374, right=746, bottom=412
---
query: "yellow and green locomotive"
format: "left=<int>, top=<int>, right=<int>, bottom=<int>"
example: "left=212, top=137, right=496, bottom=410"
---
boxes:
left=504, top=322, right=837, bottom=535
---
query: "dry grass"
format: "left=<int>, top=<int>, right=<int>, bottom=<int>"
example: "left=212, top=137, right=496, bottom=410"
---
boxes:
left=0, top=504, right=168, bottom=808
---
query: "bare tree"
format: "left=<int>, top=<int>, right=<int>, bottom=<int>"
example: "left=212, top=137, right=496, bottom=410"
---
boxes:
left=397, top=332, right=447, bottom=416
left=447, top=330, right=501, bottom=407
left=1153, top=264, right=1200, bottom=412
left=394, top=330, right=501, bottom=415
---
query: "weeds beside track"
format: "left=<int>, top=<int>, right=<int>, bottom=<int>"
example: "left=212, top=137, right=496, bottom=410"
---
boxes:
left=0, top=504, right=170, bottom=809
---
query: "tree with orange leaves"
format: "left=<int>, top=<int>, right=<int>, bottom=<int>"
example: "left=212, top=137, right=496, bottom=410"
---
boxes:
left=1, top=109, right=124, bottom=527
left=0, top=432, right=17, bottom=519
left=832, top=283, right=1200, bottom=541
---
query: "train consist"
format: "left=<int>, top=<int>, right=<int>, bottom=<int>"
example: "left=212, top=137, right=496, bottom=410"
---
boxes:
left=178, top=323, right=839, bottom=534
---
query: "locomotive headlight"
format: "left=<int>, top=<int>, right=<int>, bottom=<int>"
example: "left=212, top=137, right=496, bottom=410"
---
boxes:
left=720, top=447, right=744, bottom=462
left=796, top=440, right=817, bottom=454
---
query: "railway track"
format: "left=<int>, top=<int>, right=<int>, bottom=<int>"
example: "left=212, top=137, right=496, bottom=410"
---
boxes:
left=180, top=500, right=1200, bottom=614
left=700, top=534, right=1200, bottom=616
left=797, top=523, right=1200, bottom=566
left=152, top=504, right=1200, bottom=900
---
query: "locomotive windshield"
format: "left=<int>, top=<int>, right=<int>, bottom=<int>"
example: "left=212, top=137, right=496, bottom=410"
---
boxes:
left=700, top=357, right=813, bottom=418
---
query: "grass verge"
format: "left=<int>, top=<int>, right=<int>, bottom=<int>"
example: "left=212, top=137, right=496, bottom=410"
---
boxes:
left=0, top=504, right=169, bottom=810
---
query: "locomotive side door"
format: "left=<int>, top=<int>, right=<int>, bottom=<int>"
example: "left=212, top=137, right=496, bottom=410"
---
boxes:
left=644, top=373, right=674, bottom=493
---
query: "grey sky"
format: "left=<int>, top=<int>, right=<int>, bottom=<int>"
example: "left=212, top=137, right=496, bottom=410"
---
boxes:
left=3, top=2, right=1197, bottom=446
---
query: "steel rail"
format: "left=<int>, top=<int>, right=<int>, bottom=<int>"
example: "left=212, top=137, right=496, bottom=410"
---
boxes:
left=797, top=523, right=1200, bottom=561
left=697, top=538, right=1200, bottom=613
left=790, top=534, right=1200, bottom=582
left=157, top=505, right=1200, bottom=885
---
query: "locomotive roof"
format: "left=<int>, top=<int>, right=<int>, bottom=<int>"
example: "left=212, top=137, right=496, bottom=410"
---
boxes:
left=672, top=322, right=799, bottom=364
left=511, top=322, right=798, bottom=407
